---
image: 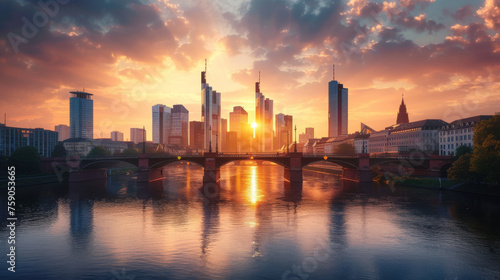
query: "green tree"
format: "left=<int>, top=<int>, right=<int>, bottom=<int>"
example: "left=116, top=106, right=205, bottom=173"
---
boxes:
left=472, top=115, right=500, bottom=149
left=122, top=148, right=139, bottom=155
left=337, top=143, right=355, bottom=154
left=455, top=144, right=472, bottom=159
left=9, top=146, right=41, bottom=174
left=470, top=134, right=500, bottom=184
left=87, top=146, right=111, bottom=158
left=52, top=143, right=67, bottom=157
left=448, top=153, right=477, bottom=182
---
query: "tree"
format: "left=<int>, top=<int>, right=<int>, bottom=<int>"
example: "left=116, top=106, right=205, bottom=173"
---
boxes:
left=470, top=134, right=500, bottom=184
left=448, top=153, right=478, bottom=182
left=455, top=144, right=472, bottom=159
left=52, top=143, right=67, bottom=157
left=87, top=146, right=111, bottom=158
left=9, top=146, right=41, bottom=174
left=122, top=148, right=139, bottom=155
left=337, top=143, right=355, bottom=154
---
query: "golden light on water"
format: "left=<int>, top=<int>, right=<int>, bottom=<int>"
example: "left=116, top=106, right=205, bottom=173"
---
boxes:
left=248, top=166, right=261, bottom=206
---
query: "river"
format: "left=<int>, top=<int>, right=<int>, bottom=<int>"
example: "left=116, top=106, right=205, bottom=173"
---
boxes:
left=1, top=163, right=499, bottom=279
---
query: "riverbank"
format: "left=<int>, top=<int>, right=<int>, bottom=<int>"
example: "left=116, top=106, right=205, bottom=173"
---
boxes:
left=392, top=176, right=500, bottom=197
left=0, top=174, right=63, bottom=187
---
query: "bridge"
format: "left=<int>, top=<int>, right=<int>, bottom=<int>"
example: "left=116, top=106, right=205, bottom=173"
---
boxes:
left=44, top=152, right=453, bottom=184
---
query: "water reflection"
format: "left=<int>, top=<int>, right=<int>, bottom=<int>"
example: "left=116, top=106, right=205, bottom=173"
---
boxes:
left=1, top=165, right=500, bottom=280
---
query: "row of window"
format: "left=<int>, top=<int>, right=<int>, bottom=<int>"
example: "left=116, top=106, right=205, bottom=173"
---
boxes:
left=440, top=128, right=472, bottom=136
left=440, top=135, right=472, bottom=143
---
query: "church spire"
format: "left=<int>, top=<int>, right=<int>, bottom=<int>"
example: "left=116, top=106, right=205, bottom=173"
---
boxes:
left=396, top=95, right=409, bottom=124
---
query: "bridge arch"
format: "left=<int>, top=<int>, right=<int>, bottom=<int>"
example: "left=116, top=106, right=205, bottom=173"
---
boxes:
left=81, top=159, right=138, bottom=170
left=302, top=159, right=359, bottom=169
left=217, top=157, right=290, bottom=169
left=150, top=159, right=205, bottom=169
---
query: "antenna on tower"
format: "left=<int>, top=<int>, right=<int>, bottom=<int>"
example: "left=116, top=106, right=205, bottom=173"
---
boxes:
left=333, top=64, right=336, bottom=80
left=205, top=58, right=207, bottom=73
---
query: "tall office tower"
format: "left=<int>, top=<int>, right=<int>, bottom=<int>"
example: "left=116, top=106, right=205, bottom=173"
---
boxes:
left=229, top=106, right=249, bottom=152
left=275, top=114, right=293, bottom=150
left=130, top=128, right=145, bottom=144
left=396, top=96, right=409, bottom=124
left=110, top=131, right=124, bottom=142
left=220, top=118, right=227, bottom=152
left=55, top=124, right=70, bottom=141
left=70, top=91, right=93, bottom=139
left=189, top=121, right=204, bottom=150
left=201, top=61, right=221, bottom=152
left=328, top=65, right=348, bottom=138
left=152, top=104, right=171, bottom=145
left=305, top=127, right=314, bottom=139
left=170, top=105, right=189, bottom=147
left=255, top=73, right=273, bottom=152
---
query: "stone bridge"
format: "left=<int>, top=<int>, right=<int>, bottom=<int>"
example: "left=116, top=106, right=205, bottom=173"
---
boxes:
left=44, top=153, right=454, bottom=184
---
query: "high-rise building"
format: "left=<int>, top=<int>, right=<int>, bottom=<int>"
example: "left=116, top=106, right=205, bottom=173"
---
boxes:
left=255, top=74, right=273, bottom=152
left=229, top=106, right=249, bottom=152
left=396, top=96, right=410, bottom=124
left=305, top=127, right=314, bottom=139
left=70, top=91, right=93, bottom=139
left=0, top=124, right=58, bottom=157
left=220, top=118, right=227, bottom=152
left=110, top=131, right=124, bottom=142
left=201, top=62, right=221, bottom=152
left=328, top=65, right=348, bottom=138
left=189, top=121, right=204, bottom=150
left=152, top=104, right=171, bottom=145
left=130, top=128, right=145, bottom=144
left=170, top=105, right=189, bottom=147
left=55, top=124, right=70, bottom=142
left=275, top=113, right=293, bottom=150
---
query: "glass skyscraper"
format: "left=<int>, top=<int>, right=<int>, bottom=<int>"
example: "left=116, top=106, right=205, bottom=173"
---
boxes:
left=70, top=91, right=94, bottom=139
left=328, top=69, right=348, bottom=138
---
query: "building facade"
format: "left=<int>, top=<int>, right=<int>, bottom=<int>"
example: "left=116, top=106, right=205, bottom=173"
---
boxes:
left=201, top=66, right=221, bottom=152
left=189, top=121, right=204, bottom=151
left=170, top=104, right=189, bottom=147
left=229, top=106, right=249, bottom=152
left=0, top=124, right=58, bottom=157
left=439, top=115, right=492, bottom=156
left=110, top=131, right=124, bottom=142
left=255, top=78, right=274, bottom=152
left=55, top=124, right=70, bottom=142
left=328, top=67, right=348, bottom=138
left=130, top=128, right=145, bottom=144
left=152, top=104, right=171, bottom=145
left=70, top=91, right=94, bottom=139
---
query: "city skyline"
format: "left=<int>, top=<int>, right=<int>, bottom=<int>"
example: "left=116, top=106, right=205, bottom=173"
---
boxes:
left=1, top=0, right=499, bottom=140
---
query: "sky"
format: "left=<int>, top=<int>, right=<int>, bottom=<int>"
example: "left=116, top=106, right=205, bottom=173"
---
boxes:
left=0, top=0, right=499, bottom=140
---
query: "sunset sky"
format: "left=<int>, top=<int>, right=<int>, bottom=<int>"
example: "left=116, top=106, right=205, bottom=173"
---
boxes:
left=1, top=0, right=499, bottom=140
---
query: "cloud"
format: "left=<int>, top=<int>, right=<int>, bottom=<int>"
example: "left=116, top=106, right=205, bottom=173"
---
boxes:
left=477, top=0, right=500, bottom=30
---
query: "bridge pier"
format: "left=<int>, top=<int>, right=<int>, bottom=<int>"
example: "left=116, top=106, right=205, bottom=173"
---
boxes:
left=203, top=153, right=220, bottom=184
left=341, top=154, right=372, bottom=183
left=137, top=154, right=165, bottom=183
left=285, top=152, right=303, bottom=184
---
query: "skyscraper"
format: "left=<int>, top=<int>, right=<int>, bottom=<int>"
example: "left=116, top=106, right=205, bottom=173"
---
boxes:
left=229, top=106, right=249, bottom=152
left=55, top=124, right=70, bottom=141
left=70, top=91, right=93, bottom=139
left=201, top=61, right=221, bottom=152
left=189, top=121, right=204, bottom=150
left=305, top=127, right=314, bottom=139
left=110, top=131, right=124, bottom=142
left=152, top=104, right=171, bottom=145
left=255, top=73, right=273, bottom=152
left=328, top=65, right=348, bottom=138
left=396, top=96, right=409, bottom=124
left=220, top=118, right=227, bottom=152
left=275, top=113, right=293, bottom=150
left=170, top=104, right=189, bottom=147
